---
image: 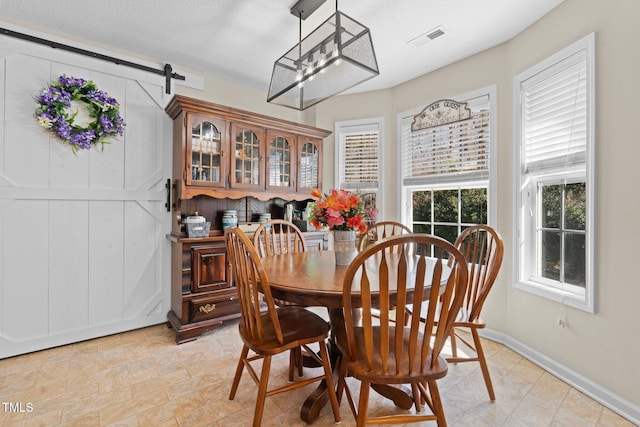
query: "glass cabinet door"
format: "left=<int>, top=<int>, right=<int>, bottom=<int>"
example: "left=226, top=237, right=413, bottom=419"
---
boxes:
left=297, top=136, right=322, bottom=192
left=186, top=114, right=226, bottom=187
left=230, top=123, right=265, bottom=189
left=267, top=130, right=296, bottom=192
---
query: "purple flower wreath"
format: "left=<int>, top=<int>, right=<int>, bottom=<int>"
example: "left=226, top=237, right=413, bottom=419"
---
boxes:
left=35, top=75, right=125, bottom=153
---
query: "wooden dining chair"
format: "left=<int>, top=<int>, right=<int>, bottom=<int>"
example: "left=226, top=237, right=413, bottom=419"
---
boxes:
left=225, top=227, right=341, bottom=426
left=406, top=224, right=504, bottom=401
left=252, top=219, right=308, bottom=380
left=358, top=221, right=412, bottom=251
left=338, top=234, right=468, bottom=426
left=252, top=219, right=307, bottom=258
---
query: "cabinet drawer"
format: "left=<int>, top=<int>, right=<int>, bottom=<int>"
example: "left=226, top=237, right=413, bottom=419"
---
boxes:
left=189, top=289, right=239, bottom=323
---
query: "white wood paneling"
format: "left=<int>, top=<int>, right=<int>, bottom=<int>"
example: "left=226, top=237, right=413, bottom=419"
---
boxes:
left=124, top=79, right=164, bottom=191
left=49, top=200, right=89, bottom=333
left=0, top=30, right=172, bottom=359
left=123, top=200, right=161, bottom=318
left=5, top=54, right=51, bottom=188
left=88, top=200, right=125, bottom=325
left=3, top=200, right=49, bottom=341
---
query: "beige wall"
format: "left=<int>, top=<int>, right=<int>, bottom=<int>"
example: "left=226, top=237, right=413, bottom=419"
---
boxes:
left=316, top=0, right=640, bottom=409
left=175, top=71, right=305, bottom=123
left=8, top=0, right=637, bottom=412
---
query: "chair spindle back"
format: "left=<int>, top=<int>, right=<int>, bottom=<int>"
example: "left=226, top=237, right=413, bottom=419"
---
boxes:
left=453, top=225, right=504, bottom=322
left=253, top=219, right=307, bottom=258
left=343, top=234, right=468, bottom=375
left=225, top=227, right=283, bottom=345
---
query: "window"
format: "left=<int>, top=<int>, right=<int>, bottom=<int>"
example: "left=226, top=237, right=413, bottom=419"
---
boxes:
left=335, top=118, right=382, bottom=212
left=399, top=87, right=496, bottom=248
left=412, top=187, right=488, bottom=244
left=514, top=33, right=595, bottom=312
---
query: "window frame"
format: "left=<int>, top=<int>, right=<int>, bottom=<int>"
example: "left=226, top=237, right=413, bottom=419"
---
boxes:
left=409, top=184, right=489, bottom=249
left=513, top=33, right=596, bottom=313
left=335, top=117, right=383, bottom=209
left=398, top=85, right=497, bottom=229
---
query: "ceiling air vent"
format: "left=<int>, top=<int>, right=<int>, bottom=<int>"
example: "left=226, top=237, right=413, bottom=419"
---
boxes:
left=407, top=26, right=447, bottom=47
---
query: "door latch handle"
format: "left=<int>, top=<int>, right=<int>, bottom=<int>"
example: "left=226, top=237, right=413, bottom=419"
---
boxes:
left=165, top=178, right=172, bottom=212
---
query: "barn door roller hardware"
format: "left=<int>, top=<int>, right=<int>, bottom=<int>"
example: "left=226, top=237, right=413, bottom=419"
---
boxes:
left=0, top=27, right=185, bottom=94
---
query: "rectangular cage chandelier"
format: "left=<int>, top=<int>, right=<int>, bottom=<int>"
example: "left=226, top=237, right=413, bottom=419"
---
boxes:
left=267, top=0, right=379, bottom=110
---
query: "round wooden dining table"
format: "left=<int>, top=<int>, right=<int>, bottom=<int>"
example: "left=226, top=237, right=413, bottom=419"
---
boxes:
left=260, top=249, right=445, bottom=423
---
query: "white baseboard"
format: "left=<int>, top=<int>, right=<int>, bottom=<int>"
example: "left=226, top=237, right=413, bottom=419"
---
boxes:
left=480, top=329, right=640, bottom=426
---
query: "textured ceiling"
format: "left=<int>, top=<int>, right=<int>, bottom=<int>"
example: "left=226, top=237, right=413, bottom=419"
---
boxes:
left=0, top=0, right=564, bottom=95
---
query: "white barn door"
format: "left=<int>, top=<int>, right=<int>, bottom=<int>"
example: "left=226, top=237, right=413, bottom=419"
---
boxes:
left=0, top=32, right=172, bottom=358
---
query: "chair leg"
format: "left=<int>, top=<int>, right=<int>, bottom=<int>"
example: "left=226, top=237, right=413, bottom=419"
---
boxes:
left=450, top=329, right=458, bottom=359
left=428, top=380, right=447, bottom=427
left=356, top=381, right=370, bottom=427
left=319, top=339, right=341, bottom=423
left=288, top=346, right=305, bottom=381
left=296, top=346, right=304, bottom=377
left=338, top=358, right=358, bottom=420
left=229, top=345, right=249, bottom=400
left=288, top=349, right=295, bottom=382
left=252, top=354, right=272, bottom=427
left=472, top=328, right=495, bottom=401
left=411, top=382, right=422, bottom=412
left=337, top=354, right=355, bottom=415
left=336, top=356, right=345, bottom=404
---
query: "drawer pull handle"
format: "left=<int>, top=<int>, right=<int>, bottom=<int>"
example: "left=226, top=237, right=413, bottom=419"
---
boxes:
left=229, top=296, right=236, bottom=301
left=199, top=303, right=216, bottom=314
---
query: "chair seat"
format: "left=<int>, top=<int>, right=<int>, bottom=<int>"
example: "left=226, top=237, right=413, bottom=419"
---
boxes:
left=452, top=311, right=486, bottom=329
left=346, top=326, right=449, bottom=384
left=239, top=306, right=330, bottom=355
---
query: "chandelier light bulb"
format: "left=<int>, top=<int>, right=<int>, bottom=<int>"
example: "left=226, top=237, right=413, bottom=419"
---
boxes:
left=319, top=46, right=327, bottom=66
left=305, top=53, right=314, bottom=75
left=296, top=63, right=303, bottom=82
left=319, top=45, right=327, bottom=73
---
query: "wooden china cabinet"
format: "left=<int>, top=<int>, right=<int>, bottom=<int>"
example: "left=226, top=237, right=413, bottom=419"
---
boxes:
left=230, top=122, right=265, bottom=190
left=167, top=95, right=326, bottom=203
left=165, top=95, right=330, bottom=343
left=185, top=114, right=227, bottom=188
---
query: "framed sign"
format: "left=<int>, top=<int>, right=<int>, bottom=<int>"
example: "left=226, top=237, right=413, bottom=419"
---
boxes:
left=411, top=99, right=471, bottom=131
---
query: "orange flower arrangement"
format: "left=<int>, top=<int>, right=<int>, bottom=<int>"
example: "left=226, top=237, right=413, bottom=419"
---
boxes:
left=309, top=188, right=368, bottom=234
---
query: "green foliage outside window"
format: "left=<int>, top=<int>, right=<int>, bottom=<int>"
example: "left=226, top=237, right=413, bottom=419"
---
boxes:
left=461, top=188, right=488, bottom=224
left=412, top=187, right=487, bottom=247
left=540, top=182, right=586, bottom=287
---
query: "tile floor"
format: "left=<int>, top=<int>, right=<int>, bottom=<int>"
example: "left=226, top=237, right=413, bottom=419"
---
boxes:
left=0, top=315, right=635, bottom=427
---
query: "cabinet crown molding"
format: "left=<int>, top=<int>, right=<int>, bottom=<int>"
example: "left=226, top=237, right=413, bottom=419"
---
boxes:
left=165, top=95, right=331, bottom=139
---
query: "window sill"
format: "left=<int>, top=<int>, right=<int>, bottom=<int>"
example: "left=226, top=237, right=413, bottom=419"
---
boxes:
left=514, top=280, right=594, bottom=313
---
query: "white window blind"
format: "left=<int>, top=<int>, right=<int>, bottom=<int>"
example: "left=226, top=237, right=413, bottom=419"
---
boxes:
left=401, top=95, right=490, bottom=186
left=521, top=50, right=587, bottom=172
left=338, top=123, right=380, bottom=190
